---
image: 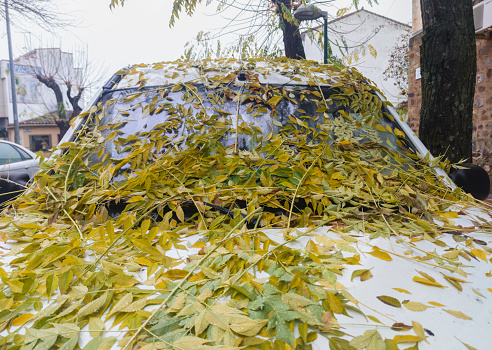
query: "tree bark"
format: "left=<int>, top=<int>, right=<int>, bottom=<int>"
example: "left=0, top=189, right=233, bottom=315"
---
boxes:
left=36, top=74, right=66, bottom=120
left=66, top=81, right=84, bottom=118
left=35, top=74, right=71, bottom=138
left=418, top=0, right=476, bottom=163
left=273, top=0, right=306, bottom=59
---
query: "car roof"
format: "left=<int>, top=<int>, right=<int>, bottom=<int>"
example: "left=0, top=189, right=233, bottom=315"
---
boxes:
left=111, top=58, right=363, bottom=90
left=0, top=139, right=36, bottom=156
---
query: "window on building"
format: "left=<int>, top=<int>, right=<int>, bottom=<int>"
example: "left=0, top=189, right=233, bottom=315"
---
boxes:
left=29, top=135, right=52, bottom=152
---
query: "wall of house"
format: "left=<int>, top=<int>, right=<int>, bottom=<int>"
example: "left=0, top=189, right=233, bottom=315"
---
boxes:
left=408, top=0, right=492, bottom=180
left=0, top=60, right=55, bottom=123
left=0, top=48, right=85, bottom=124
left=8, top=124, right=60, bottom=153
left=302, top=10, right=411, bottom=107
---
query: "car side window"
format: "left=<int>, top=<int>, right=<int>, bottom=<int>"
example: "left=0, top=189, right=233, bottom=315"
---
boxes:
left=14, top=146, right=33, bottom=160
left=0, top=143, right=23, bottom=165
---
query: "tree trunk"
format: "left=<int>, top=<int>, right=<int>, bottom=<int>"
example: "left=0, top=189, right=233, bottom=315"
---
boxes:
left=273, top=0, right=306, bottom=59
left=66, top=82, right=84, bottom=118
left=418, top=0, right=476, bottom=163
left=36, top=74, right=69, bottom=138
left=36, top=74, right=66, bottom=120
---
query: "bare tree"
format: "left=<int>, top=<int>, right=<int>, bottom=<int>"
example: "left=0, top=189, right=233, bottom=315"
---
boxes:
left=0, top=0, right=72, bottom=30
left=19, top=47, right=105, bottom=138
left=382, top=29, right=410, bottom=98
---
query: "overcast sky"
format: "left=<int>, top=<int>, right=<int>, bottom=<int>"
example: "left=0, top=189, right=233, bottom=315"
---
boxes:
left=0, top=0, right=412, bottom=79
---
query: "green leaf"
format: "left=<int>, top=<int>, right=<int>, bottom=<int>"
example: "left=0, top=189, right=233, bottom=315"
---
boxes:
left=281, top=293, right=316, bottom=308
left=59, top=336, right=78, bottom=350
left=349, top=329, right=385, bottom=350
left=330, top=337, right=356, bottom=350
left=89, top=317, right=105, bottom=337
left=77, top=291, right=109, bottom=318
left=376, top=295, right=401, bottom=308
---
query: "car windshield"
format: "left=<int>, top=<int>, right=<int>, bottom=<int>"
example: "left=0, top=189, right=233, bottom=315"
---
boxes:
left=88, top=83, right=417, bottom=175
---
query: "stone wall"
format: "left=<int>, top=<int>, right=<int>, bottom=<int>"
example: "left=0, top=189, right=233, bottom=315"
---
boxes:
left=407, top=28, right=492, bottom=181
left=473, top=38, right=492, bottom=175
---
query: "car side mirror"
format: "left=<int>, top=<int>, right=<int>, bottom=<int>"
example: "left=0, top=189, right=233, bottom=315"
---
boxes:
left=448, top=163, right=490, bottom=201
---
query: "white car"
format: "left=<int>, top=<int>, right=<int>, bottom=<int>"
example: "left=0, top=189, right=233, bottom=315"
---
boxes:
left=0, top=59, right=491, bottom=350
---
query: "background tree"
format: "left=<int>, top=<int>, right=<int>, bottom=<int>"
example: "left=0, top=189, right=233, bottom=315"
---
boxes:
left=21, top=47, right=105, bottom=138
left=382, top=28, right=410, bottom=116
left=110, top=0, right=378, bottom=60
left=0, top=0, right=71, bottom=29
left=418, top=0, right=476, bottom=163
left=383, top=28, right=410, bottom=99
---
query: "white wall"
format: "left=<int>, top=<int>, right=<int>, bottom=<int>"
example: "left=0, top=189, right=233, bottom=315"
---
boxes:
left=0, top=48, right=85, bottom=124
left=302, top=10, right=410, bottom=106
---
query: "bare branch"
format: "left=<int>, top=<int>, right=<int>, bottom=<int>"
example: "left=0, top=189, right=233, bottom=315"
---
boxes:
left=0, top=0, right=74, bottom=31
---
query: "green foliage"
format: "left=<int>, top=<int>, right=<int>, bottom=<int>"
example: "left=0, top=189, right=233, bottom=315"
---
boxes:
left=0, top=58, right=488, bottom=350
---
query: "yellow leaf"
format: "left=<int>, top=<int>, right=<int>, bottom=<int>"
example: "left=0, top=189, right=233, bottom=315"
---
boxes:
left=326, top=292, right=343, bottom=314
left=89, top=317, right=105, bottom=337
left=394, top=128, right=405, bottom=138
left=443, top=309, right=472, bottom=320
left=368, top=250, right=392, bottom=261
left=175, top=205, right=185, bottom=223
left=77, top=292, right=109, bottom=318
left=126, top=196, right=145, bottom=203
left=412, top=321, right=426, bottom=340
left=192, top=241, right=206, bottom=248
left=229, top=316, right=267, bottom=337
left=470, top=249, right=487, bottom=261
left=440, top=211, right=458, bottom=219
left=11, top=313, right=34, bottom=327
left=472, top=288, right=485, bottom=298
left=374, top=124, right=386, bottom=132
left=281, top=293, right=316, bottom=308
left=162, top=269, right=189, bottom=279
left=108, top=293, right=133, bottom=316
left=392, top=288, right=411, bottom=294
left=442, top=249, right=460, bottom=259
left=393, top=335, right=422, bottom=343
left=412, top=276, right=445, bottom=288
left=427, top=301, right=445, bottom=307
left=402, top=301, right=432, bottom=312
left=268, top=95, right=282, bottom=106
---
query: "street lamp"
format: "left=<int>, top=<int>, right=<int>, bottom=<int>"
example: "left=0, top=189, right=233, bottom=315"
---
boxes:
left=293, top=4, right=328, bottom=64
left=5, top=0, right=20, bottom=144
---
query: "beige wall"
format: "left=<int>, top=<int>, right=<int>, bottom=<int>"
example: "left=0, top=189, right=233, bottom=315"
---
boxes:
left=8, top=124, right=60, bottom=154
left=412, top=0, right=422, bottom=33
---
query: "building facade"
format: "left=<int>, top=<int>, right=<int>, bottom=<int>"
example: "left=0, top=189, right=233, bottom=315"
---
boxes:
left=0, top=48, right=84, bottom=152
left=408, top=0, right=492, bottom=175
left=302, top=9, right=411, bottom=107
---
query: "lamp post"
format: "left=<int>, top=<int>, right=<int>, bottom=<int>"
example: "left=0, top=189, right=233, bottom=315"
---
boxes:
left=5, top=0, right=20, bottom=144
left=293, top=4, right=328, bottom=64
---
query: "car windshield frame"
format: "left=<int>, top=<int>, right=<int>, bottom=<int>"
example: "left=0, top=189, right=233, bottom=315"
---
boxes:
left=79, top=82, right=419, bottom=173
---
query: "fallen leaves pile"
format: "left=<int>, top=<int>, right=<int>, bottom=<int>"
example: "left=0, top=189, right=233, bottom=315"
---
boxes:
left=0, top=58, right=491, bottom=350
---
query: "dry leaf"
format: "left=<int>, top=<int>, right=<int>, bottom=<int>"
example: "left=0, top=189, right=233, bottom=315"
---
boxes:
left=443, top=309, right=472, bottom=320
